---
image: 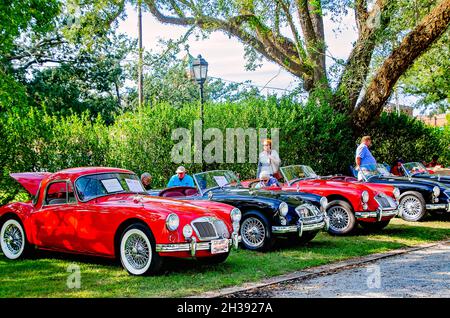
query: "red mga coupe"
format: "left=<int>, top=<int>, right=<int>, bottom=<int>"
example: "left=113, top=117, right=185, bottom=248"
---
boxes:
left=241, top=165, right=399, bottom=235
left=0, top=167, right=241, bottom=275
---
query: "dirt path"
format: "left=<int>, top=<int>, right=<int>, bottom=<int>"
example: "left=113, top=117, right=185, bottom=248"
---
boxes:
left=231, top=242, right=450, bottom=298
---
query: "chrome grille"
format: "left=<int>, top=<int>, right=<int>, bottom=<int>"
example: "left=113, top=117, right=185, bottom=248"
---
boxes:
left=191, top=217, right=230, bottom=241
left=213, top=220, right=229, bottom=239
left=192, top=221, right=217, bottom=239
left=375, top=194, right=396, bottom=209
left=296, top=204, right=323, bottom=224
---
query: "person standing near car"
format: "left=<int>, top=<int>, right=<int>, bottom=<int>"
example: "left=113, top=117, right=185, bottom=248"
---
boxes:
left=355, top=136, right=377, bottom=180
left=167, top=166, right=195, bottom=187
left=257, top=139, right=281, bottom=180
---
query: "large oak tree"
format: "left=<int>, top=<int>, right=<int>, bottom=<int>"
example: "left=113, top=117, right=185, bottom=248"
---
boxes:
left=71, top=0, right=450, bottom=129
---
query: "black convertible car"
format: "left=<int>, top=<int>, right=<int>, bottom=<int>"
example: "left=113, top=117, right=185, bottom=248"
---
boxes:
left=401, top=162, right=450, bottom=186
left=152, top=170, right=329, bottom=251
left=358, top=164, right=450, bottom=221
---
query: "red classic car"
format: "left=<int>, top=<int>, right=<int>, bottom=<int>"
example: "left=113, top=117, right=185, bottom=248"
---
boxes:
left=0, top=167, right=241, bottom=275
left=241, top=165, right=399, bottom=235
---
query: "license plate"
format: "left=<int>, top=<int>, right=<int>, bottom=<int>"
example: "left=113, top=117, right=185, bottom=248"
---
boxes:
left=211, top=239, right=229, bottom=254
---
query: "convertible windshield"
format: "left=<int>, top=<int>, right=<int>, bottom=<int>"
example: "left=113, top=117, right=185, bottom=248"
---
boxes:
left=360, top=164, right=392, bottom=179
left=402, top=162, right=429, bottom=176
left=280, top=165, right=318, bottom=184
left=194, top=170, right=240, bottom=193
left=75, top=173, right=146, bottom=201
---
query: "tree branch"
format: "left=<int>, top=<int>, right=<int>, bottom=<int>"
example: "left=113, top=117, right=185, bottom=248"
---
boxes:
left=353, top=0, right=450, bottom=129
left=334, top=0, right=390, bottom=112
left=145, top=0, right=312, bottom=79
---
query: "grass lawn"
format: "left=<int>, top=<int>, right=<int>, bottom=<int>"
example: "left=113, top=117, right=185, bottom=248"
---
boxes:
left=1, top=217, right=449, bottom=298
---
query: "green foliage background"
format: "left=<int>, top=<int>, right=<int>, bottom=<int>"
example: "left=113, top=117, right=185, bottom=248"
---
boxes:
left=1, top=98, right=448, bottom=205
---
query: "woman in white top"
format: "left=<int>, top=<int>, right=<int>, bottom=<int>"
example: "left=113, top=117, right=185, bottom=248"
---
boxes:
left=257, top=139, right=281, bottom=179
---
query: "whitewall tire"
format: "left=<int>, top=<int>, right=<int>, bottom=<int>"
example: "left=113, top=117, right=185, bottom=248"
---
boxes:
left=119, top=224, right=163, bottom=275
left=1, top=219, right=26, bottom=260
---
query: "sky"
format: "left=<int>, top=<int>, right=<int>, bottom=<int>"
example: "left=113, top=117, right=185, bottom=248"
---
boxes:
left=117, top=3, right=419, bottom=111
left=118, top=4, right=358, bottom=96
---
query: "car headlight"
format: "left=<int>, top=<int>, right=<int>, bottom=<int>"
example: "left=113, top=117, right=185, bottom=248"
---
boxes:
left=320, top=197, right=328, bottom=209
left=182, top=224, right=193, bottom=239
left=230, top=208, right=242, bottom=223
left=279, top=202, right=289, bottom=216
left=433, top=186, right=440, bottom=197
left=166, top=213, right=179, bottom=231
left=393, top=187, right=400, bottom=199
left=361, top=190, right=369, bottom=203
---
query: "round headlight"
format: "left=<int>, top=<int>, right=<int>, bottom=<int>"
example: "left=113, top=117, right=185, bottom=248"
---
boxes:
left=230, top=208, right=242, bottom=223
left=279, top=202, right=289, bottom=216
left=166, top=213, right=179, bottom=231
left=182, top=224, right=193, bottom=238
left=433, top=186, right=440, bottom=197
left=393, top=187, right=400, bottom=199
left=320, top=197, right=328, bottom=209
left=361, top=190, right=369, bottom=203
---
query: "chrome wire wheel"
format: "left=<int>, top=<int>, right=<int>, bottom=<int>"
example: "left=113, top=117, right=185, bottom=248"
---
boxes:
left=399, top=195, right=424, bottom=221
left=120, top=229, right=152, bottom=275
left=327, top=206, right=350, bottom=232
left=240, top=217, right=266, bottom=249
left=0, top=219, right=25, bottom=260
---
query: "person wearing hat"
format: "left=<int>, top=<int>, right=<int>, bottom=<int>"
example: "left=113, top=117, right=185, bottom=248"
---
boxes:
left=167, top=166, right=195, bottom=187
left=254, top=171, right=280, bottom=189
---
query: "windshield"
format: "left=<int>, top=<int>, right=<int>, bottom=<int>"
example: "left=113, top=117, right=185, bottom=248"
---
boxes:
left=402, top=162, right=429, bottom=176
left=75, top=172, right=146, bottom=201
left=360, top=164, right=392, bottom=179
left=193, top=170, right=240, bottom=193
left=280, top=165, right=318, bottom=184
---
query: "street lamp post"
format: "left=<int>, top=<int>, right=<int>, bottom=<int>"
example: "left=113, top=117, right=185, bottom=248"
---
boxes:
left=191, top=54, right=208, bottom=123
left=191, top=55, right=208, bottom=170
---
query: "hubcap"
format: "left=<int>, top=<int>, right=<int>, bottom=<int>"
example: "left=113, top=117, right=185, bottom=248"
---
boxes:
left=241, top=217, right=266, bottom=248
left=1, top=220, right=25, bottom=259
left=327, top=206, right=350, bottom=232
left=123, top=233, right=150, bottom=270
left=400, top=196, right=422, bottom=219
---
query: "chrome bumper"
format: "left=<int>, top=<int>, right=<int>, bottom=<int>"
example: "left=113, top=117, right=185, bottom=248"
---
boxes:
left=155, top=233, right=240, bottom=257
left=426, top=203, right=450, bottom=212
left=272, top=217, right=329, bottom=235
left=355, top=208, right=398, bottom=221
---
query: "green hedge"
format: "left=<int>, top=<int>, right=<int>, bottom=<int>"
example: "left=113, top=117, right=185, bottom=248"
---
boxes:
left=1, top=98, right=448, bottom=205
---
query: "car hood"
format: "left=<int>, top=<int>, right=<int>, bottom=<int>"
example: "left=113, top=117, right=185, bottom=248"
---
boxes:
left=379, top=175, right=449, bottom=189
left=95, top=193, right=218, bottom=218
left=10, top=172, right=52, bottom=196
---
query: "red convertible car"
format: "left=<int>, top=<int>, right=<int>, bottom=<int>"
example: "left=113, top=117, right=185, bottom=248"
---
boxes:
left=241, top=165, right=399, bottom=235
left=0, top=167, right=241, bottom=275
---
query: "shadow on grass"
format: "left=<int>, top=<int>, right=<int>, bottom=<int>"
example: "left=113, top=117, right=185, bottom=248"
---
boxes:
left=0, top=221, right=448, bottom=297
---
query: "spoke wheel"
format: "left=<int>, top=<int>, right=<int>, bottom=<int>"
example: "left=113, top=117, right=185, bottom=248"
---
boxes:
left=241, top=217, right=266, bottom=249
left=399, top=192, right=426, bottom=222
left=119, top=224, right=162, bottom=276
left=1, top=219, right=26, bottom=260
left=326, top=201, right=356, bottom=235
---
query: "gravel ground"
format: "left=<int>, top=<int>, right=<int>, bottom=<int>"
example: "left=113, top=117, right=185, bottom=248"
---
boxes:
left=234, top=242, right=450, bottom=298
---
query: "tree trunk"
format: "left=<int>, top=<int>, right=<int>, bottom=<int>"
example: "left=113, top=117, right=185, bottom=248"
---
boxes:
left=353, top=0, right=450, bottom=130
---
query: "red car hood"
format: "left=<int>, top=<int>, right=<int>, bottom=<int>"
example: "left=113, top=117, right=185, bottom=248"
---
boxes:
left=10, top=172, right=51, bottom=196
left=96, top=194, right=222, bottom=218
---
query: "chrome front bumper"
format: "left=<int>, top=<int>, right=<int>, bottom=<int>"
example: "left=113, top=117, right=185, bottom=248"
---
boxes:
left=272, top=216, right=329, bottom=235
left=155, top=233, right=240, bottom=257
left=355, top=208, right=398, bottom=221
left=425, top=203, right=450, bottom=212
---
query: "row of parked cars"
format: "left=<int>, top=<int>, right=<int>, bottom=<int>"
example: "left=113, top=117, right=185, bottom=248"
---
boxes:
left=0, top=162, right=448, bottom=275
